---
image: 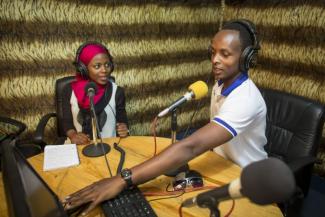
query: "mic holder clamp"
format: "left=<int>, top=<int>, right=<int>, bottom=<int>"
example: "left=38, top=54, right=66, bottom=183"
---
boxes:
left=82, top=94, right=110, bottom=157
left=197, top=197, right=220, bottom=217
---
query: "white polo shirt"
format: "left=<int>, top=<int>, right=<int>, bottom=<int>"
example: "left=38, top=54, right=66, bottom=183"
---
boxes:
left=211, top=72, right=267, bottom=167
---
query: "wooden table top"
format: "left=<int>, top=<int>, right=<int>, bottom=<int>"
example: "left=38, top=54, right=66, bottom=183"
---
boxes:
left=26, top=136, right=283, bottom=217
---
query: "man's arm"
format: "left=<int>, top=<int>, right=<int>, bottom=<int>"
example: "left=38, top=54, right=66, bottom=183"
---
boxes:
left=131, top=122, right=232, bottom=184
left=64, top=122, right=232, bottom=214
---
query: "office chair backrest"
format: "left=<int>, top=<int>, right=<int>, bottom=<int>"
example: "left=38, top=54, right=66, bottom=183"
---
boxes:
left=55, top=76, right=76, bottom=137
left=1, top=139, right=67, bottom=217
left=0, top=116, right=27, bottom=170
left=0, top=116, right=26, bottom=142
left=260, top=88, right=325, bottom=161
left=260, top=87, right=325, bottom=197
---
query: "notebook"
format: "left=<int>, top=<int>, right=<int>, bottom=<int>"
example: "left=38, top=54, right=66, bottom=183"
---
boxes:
left=43, top=144, right=80, bottom=171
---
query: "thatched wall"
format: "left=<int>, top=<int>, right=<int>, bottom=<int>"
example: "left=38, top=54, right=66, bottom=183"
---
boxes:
left=0, top=0, right=222, bottom=139
left=1, top=0, right=325, bottom=174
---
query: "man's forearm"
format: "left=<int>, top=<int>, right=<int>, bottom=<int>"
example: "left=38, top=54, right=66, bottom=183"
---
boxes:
left=129, top=122, right=232, bottom=186
left=130, top=138, right=197, bottom=185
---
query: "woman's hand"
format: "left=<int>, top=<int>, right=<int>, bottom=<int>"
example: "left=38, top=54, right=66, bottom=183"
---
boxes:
left=116, top=123, right=129, bottom=138
left=64, top=176, right=125, bottom=215
left=67, top=129, right=90, bottom=145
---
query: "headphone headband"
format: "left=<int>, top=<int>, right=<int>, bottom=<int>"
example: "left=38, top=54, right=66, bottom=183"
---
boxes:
left=226, top=19, right=260, bottom=51
left=222, top=19, right=260, bottom=72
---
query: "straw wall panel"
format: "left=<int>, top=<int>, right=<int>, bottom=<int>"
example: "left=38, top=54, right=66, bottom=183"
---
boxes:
left=1, top=0, right=325, bottom=174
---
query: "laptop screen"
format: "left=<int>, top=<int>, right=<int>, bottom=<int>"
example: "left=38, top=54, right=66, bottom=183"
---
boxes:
left=1, top=139, right=67, bottom=217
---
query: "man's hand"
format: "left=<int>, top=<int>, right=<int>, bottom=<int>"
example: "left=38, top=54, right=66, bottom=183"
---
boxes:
left=116, top=123, right=129, bottom=138
left=67, top=129, right=90, bottom=145
left=64, top=176, right=125, bottom=215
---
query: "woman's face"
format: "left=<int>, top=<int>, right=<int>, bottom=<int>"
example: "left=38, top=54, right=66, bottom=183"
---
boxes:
left=210, top=30, right=242, bottom=88
left=87, top=53, right=113, bottom=85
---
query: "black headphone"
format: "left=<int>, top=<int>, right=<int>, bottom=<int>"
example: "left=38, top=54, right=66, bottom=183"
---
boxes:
left=74, top=41, right=114, bottom=80
left=232, top=19, right=260, bottom=72
left=208, top=19, right=260, bottom=72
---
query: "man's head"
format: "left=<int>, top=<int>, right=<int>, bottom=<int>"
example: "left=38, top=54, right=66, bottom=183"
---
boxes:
left=209, top=19, right=258, bottom=86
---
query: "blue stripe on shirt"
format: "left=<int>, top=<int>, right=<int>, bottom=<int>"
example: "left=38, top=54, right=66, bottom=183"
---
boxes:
left=213, top=117, right=237, bottom=137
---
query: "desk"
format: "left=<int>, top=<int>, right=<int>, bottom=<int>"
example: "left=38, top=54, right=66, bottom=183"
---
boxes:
left=28, top=136, right=282, bottom=217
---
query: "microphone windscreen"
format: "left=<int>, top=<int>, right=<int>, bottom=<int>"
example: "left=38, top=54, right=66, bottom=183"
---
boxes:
left=188, top=80, right=208, bottom=100
left=84, top=81, right=98, bottom=95
left=241, top=158, right=295, bottom=205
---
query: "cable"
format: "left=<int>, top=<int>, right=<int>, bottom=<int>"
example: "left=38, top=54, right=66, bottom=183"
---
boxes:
left=88, top=91, right=113, bottom=178
left=177, top=197, right=235, bottom=217
left=224, top=200, right=235, bottom=217
left=113, top=140, right=125, bottom=175
left=99, top=136, right=113, bottom=177
left=148, top=191, right=185, bottom=203
left=144, top=181, right=219, bottom=197
left=181, top=75, right=212, bottom=140
left=178, top=204, right=184, bottom=217
left=150, top=116, right=159, bottom=156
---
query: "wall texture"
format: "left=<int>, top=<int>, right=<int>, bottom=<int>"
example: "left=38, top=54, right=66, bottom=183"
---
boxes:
left=1, top=0, right=325, bottom=174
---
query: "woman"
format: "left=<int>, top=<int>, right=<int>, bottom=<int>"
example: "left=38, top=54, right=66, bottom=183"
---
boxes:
left=62, top=42, right=129, bottom=145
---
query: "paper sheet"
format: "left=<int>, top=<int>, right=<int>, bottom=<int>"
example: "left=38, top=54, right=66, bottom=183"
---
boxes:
left=43, top=144, right=80, bottom=171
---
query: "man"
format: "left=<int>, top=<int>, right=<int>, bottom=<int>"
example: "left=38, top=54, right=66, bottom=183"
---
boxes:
left=64, top=19, right=268, bottom=214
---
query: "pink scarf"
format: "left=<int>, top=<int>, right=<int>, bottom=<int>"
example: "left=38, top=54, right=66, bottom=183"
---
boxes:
left=71, top=75, right=107, bottom=109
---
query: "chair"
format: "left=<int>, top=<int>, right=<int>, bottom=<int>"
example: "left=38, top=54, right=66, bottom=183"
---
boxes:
left=0, top=116, right=41, bottom=166
left=34, top=76, right=116, bottom=148
left=259, top=87, right=325, bottom=216
left=0, top=116, right=26, bottom=142
left=34, top=76, right=75, bottom=148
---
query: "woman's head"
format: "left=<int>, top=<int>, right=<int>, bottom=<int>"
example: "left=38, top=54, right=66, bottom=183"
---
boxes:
left=75, top=42, right=114, bottom=85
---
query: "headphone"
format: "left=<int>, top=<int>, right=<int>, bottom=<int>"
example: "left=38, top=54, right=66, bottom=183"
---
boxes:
left=209, top=19, right=260, bottom=72
left=74, top=41, right=114, bottom=80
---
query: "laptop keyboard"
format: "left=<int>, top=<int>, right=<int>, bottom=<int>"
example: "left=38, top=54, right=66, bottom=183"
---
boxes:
left=101, top=186, right=157, bottom=217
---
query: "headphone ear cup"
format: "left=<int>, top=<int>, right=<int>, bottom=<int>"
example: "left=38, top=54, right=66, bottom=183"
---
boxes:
left=75, top=61, right=89, bottom=79
left=240, top=45, right=258, bottom=72
left=246, top=48, right=258, bottom=69
left=109, top=61, right=114, bottom=74
left=240, top=46, right=252, bottom=72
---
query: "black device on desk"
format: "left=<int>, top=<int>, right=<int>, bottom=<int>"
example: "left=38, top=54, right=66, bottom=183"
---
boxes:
left=1, top=138, right=157, bottom=217
left=101, top=186, right=157, bottom=217
left=1, top=139, right=68, bottom=217
left=100, top=142, right=157, bottom=217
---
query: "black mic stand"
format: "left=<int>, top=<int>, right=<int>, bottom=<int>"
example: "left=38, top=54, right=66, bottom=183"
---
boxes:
left=164, top=108, right=189, bottom=177
left=82, top=95, right=110, bottom=157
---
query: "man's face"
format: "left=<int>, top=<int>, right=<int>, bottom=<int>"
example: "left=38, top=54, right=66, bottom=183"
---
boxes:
left=209, top=30, right=242, bottom=86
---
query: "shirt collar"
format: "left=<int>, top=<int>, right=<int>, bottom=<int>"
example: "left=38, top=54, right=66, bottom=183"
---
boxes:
left=218, top=72, right=249, bottom=96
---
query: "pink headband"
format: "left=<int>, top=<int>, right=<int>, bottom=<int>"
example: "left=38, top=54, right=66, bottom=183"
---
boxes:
left=79, top=44, right=107, bottom=66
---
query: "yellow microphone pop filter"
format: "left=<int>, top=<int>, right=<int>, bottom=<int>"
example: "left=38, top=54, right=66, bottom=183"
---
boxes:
left=188, top=80, right=208, bottom=100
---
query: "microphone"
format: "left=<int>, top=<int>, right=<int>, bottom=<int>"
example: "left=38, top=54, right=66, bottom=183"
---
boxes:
left=157, top=80, right=208, bottom=118
left=82, top=81, right=110, bottom=157
left=181, top=158, right=295, bottom=208
left=84, top=81, right=98, bottom=98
